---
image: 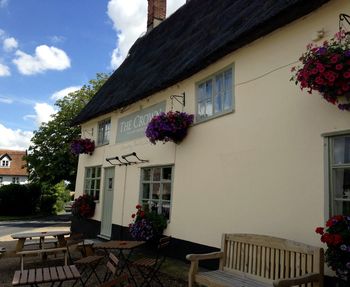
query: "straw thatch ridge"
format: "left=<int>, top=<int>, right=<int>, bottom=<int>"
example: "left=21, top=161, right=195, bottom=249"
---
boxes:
left=72, top=0, right=329, bottom=125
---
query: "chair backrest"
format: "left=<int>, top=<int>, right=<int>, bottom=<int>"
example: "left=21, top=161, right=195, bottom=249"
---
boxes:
left=155, top=236, right=171, bottom=262
left=221, top=234, right=324, bottom=284
left=106, top=252, right=119, bottom=277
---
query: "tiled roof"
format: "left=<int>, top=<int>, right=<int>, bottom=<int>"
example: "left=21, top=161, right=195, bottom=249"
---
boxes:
left=72, top=0, right=329, bottom=125
left=0, top=150, right=28, bottom=176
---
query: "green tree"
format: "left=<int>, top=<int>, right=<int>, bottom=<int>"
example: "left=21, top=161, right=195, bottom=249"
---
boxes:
left=25, top=73, right=109, bottom=190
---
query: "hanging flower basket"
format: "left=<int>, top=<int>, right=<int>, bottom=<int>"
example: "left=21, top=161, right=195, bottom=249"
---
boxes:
left=315, top=215, right=350, bottom=282
left=70, top=138, right=95, bottom=155
left=291, top=30, right=350, bottom=111
left=71, top=194, right=96, bottom=218
left=145, top=111, right=194, bottom=144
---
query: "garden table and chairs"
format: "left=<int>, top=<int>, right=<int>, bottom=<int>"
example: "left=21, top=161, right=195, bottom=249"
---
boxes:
left=93, top=240, right=145, bottom=286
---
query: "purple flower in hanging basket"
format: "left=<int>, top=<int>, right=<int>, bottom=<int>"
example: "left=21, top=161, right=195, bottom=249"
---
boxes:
left=145, top=111, right=194, bottom=144
left=70, top=138, right=95, bottom=155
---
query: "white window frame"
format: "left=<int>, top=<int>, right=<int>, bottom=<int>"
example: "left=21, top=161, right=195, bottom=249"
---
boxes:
left=139, top=166, right=173, bottom=220
left=1, top=159, right=10, bottom=167
left=84, top=166, right=101, bottom=201
left=97, top=118, right=111, bottom=146
left=328, top=134, right=350, bottom=216
left=196, top=65, right=234, bottom=123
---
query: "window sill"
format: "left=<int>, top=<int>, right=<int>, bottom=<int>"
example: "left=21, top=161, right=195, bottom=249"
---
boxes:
left=96, top=142, right=109, bottom=147
left=194, top=109, right=234, bottom=126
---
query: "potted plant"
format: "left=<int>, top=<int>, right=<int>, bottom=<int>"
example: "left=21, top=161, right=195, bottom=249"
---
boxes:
left=316, top=215, right=350, bottom=284
left=291, top=29, right=350, bottom=111
left=71, top=194, right=96, bottom=218
left=145, top=111, right=194, bottom=144
left=70, top=138, right=95, bottom=155
left=129, top=204, right=167, bottom=242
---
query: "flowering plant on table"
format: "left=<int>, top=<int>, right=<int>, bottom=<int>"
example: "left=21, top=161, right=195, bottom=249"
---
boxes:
left=129, top=204, right=167, bottom=241
left=70, top=138, right=95, bottom=155
left=316, top=215, right=350, bottom=281
left=145, top=111, right=194, bottom=144
left=291, top=30, right=350, bottom=111
left=72, top=194, right=96, bottom=218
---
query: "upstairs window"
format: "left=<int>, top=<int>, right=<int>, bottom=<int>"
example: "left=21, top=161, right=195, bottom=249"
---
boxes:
left=196, top=66, right=234, bottom=122
left=97, top=118, right=111, bottom=146
left=1, top=160, right=10, bottom=167
left=12, top=177, right=19, bottom=184
left=329, top=135, right=350, bottom=216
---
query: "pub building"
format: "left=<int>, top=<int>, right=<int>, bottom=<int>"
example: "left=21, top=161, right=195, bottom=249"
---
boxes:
left=72, top=0, right=350, bottom=262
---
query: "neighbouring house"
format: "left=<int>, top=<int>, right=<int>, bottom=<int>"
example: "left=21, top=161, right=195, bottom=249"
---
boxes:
left=0, top=150, right=28, bottom=186
left=72, top=0, right=350, bottom=264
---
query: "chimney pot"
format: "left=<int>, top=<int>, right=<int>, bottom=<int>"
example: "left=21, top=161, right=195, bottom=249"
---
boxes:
left=147, top=0, right=166, bottom=31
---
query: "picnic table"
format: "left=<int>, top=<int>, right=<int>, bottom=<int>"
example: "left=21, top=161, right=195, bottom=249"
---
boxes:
left=12, top=265, right=83, bottom=286
left=11, top=231, right=70, bottom=252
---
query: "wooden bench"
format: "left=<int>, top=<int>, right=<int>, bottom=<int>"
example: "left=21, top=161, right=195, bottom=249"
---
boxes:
left=12, top=265, right=81, bottom=286
left=186, top=234, right=324, bottom=287
left=17, top=247, right=68, bottom=271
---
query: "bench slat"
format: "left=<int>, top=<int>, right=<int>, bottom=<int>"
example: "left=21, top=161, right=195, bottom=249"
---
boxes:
left=56, top=266, right=66, bottom=280
left=12, top=270, right=21, bottom=286
left=43, top=267, right=51, bottom=282
left=19, top=270, right=28, bottom=285
left=36, top=268, right=43, bottom=283
left=70, top=265, right=81, bottom=279
left=50, top=267, right=58, bottom=281
left=28, top=269, right=36, bottom=284
left=63, top=265, right=74, bottom=279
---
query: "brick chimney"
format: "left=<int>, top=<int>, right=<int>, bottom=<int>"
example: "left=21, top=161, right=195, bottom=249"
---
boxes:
left=147, top=0, right=166, bottom=31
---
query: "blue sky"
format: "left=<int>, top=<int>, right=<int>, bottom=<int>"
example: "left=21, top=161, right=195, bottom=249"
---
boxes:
left=0, top=0, right=185, bottom=150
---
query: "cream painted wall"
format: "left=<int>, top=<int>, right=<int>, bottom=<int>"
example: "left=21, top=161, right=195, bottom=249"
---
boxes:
left=75, top=0, right=350, bottom=248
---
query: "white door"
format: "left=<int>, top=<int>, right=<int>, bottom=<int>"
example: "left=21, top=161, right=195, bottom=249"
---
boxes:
left=100, top=167, right=115, bottom=239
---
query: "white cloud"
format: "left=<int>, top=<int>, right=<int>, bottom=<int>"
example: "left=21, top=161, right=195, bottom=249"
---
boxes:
left=3, top=37, right=18, bottom=52
left=13, top=45, right=71, bottom=75
left=0, top=63, right=10, bottom=76
left=107, top=0, right=185, bottom=69
left=0, top=96, right=13, bottom=104
left=0, top=29, right=4, bottom=37
left=51, top=85, right=82, bottom=101
left=50, top=35, right=65, bottom=44
left=33, top=102, right=56, bottom=125
left=0, top=123, right=32, bottom=150
left=0, top=0, right=8, bottom=8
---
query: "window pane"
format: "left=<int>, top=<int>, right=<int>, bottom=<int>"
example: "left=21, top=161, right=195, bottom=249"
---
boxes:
left=143, top=169, right=151, bottom=181
left=162, top=167, right=172, bottom=180
left=152, top=183, right=160, bottom=199
left=142, top=183, right=150, bottom=199
left=198, top=84, right=205, bottom=101
left=90, top=180, right=95, bottom=190
left=96, top=179, right=100, bottom=190
left=153, top=168, right=161, bottom=181
left=224, top=70, right=233, bottom=110
left=91, top=168, right=96, bottom=178
left=206, top=99, right=213, bottom=117
left=95, top=190, right=100, bottom=201
left=162, top=183, right=171, bottom=200
left=96, top=168, right=101, bottom=178
left=205, top=80, right=212, bottom=100
left=86, top=168, right=91, bottom=178
left=333, top=136, right=350, bottom=164
left=161, top=202, right=170, bottom=219
left=198, top=101, right=206, bottom=118
left=332, top=168, right=350, bottom=215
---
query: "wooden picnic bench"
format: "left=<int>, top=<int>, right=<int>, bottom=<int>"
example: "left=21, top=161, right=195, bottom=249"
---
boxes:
left=12, top=265, right=82, bottom=286
left=17, top=247, right=68, bottom=272
left=186, top=234, right=324, bottom=287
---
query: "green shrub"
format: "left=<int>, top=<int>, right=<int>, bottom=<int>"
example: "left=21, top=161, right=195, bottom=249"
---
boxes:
left=0, top=184, right=41, bottom=216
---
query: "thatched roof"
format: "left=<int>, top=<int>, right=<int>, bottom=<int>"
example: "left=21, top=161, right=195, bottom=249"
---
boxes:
left=73, top=0, right=329, bottom=125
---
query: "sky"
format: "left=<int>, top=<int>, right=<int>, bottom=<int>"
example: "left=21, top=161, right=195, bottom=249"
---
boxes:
left=0, top=0, right=186, bottom=150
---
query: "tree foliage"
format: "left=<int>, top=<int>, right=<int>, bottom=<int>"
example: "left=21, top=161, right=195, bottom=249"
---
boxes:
left=25, top=73, right=109, bottom=190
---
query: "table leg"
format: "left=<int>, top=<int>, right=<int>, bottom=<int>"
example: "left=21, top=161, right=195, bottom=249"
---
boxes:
left=16, top=238, right=25, bottom=252
left=119, top=249, right=138, bottom=287
left=57, top=235, right=66, bottom=247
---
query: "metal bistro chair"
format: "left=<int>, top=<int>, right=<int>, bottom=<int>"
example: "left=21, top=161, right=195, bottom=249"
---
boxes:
left=133, top=236, right=171, bottom=287
left=66, top=233, right=104, bottom=286
left=102, top=252, right=132, bottom=286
